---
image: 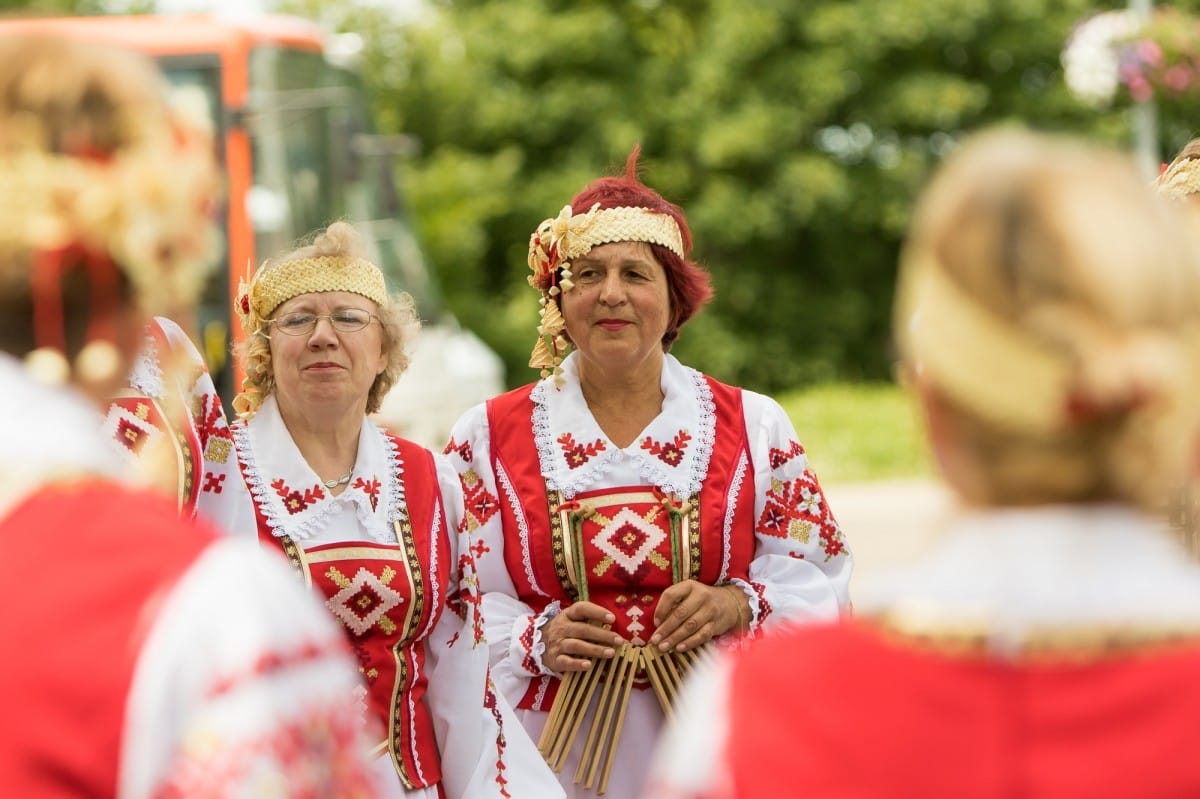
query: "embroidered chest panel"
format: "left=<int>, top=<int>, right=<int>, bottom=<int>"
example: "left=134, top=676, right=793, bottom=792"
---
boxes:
left=308, top=543, right=425, bottom=652
left=276, top=514, right=438, bottom=790
left=552, top=486, right=701, bottom=644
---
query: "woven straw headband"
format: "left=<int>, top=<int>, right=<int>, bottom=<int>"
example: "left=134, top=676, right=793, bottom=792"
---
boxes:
left=237, top=255, right=388, bottom=332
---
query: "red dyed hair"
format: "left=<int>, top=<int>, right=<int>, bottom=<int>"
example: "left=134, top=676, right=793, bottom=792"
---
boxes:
left=567, top=146, right=713, bottom=348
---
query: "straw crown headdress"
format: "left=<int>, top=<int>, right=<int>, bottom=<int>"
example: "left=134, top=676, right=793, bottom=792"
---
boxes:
left=0, top=96, right=220, bottom=317
left=526, top=202, right=684, bottom=384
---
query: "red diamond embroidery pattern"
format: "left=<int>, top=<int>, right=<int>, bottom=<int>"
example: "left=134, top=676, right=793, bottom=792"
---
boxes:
left=756, top=473, right=826, bottom=541
left=463, top=481, right=500, bottom=528
left=114, top=417, right=151, bottom=454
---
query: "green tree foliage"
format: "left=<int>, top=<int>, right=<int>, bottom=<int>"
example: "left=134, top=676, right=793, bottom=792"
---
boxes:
left=366, top=0, right=1167, bottom=392
left=0, top=0, right=134, bottom=14
left=7, top=0, right=1199, bottom=393
left=34, top=0, right=1182, bottom=396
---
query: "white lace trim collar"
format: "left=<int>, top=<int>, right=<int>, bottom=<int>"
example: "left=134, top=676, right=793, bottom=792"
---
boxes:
left=532, top=352, right=715, bottom=499
left=857, top=504, right=1200, bottom=631
left=232, top=395, right=404, bottom=544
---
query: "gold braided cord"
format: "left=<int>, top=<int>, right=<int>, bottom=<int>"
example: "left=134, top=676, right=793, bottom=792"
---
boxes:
left=238, top=255, right=388, bottom=331
left=870, top=607, right=1200, bottom=660
left=1157, top=157, right=1200, bottom=199
left=896, top=254, right=1073, bottom=435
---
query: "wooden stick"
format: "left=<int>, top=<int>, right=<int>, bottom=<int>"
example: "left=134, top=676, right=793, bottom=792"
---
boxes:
left=582, top=643, right=634, bottom=790
left=578, top=643, right=632, bottom=788
left=598, top=645, right=641, bottom=795
left=658, top=649, right=685, bottom=702
left=538, top=667, right=581, bottom=758
left=640, top=646, right=674, bottom=717
left=550, top=655, right=608, bottom=772
left=538, top=669, right=575, bottom=752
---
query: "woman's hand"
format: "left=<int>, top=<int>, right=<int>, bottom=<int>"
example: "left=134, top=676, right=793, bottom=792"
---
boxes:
left=542, top=601, right=625, bottom=674
left=650, top=581, right=747, bottom=653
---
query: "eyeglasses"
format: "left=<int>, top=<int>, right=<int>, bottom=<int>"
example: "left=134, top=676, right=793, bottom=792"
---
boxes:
left=268, top=308, right=377, bottom=336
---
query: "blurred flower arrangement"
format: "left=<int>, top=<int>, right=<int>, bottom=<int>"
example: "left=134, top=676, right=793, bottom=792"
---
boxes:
left=1063, top=6, right=1200, bottom=108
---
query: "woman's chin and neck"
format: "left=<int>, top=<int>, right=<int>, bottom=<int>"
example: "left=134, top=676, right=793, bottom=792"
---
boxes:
left=577, top=346, right=665, bottom=403
left=276, top=391, right=366, bottom=456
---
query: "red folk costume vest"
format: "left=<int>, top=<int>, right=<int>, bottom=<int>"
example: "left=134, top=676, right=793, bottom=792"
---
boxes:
left=240, top=435, right=448, bottom=791
left=487, top=377, right=757, bottom=711
left=107, top=321, right=210, bottom=515
left=0, top=482, right=210, bottom=798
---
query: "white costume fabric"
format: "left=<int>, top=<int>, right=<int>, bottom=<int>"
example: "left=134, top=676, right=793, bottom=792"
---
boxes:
left=197, top=395, right=564, bottom=799
left=0, top=353, right=381, bottom=798
left=445, top=352, right=853, bottom=799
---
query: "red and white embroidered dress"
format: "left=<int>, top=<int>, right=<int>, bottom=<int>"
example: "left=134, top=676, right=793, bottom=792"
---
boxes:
left=444, top=352, right=853, bottom=799
left=0, top=354, right=381, bottom=799
left=646, top=505, right=1200, bottom=799
left=197, top=395, right=563, bottom=799
left=103, top=316, right=232, bottom=517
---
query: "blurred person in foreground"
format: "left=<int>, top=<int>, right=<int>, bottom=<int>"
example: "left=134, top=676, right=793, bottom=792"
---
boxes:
left=645, top=127, right=1200, bottom=799
left=0, top=34, right=381, bottom=797
left=443, top=148, right=852, bottom=798
left=195, top=220, right=563, bottom=799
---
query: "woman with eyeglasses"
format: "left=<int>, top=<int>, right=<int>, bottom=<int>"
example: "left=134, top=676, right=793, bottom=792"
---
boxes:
left=196, top=220, right=563, bottom=799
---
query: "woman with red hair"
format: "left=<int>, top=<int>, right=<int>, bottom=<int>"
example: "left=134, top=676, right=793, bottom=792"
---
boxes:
left=444, top=149, right=852, bottom=798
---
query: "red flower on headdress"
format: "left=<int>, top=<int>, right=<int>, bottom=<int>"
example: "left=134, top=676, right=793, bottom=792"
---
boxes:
left=239, top=293, right=250, bottom=315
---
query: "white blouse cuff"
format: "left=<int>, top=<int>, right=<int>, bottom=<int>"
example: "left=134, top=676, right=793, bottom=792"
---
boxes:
left=726, top=577, right=761, bottom=632
left=526, top=600, right=562, bottom=677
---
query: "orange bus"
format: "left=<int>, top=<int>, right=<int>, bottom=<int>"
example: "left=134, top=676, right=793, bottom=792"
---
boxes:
left=0, top=12, right=503, bottom=444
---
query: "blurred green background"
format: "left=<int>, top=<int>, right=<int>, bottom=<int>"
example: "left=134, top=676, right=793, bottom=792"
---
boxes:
left=9, top=0, right=1193, bottom=481
left=779, top=381, right=932, bottom=483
